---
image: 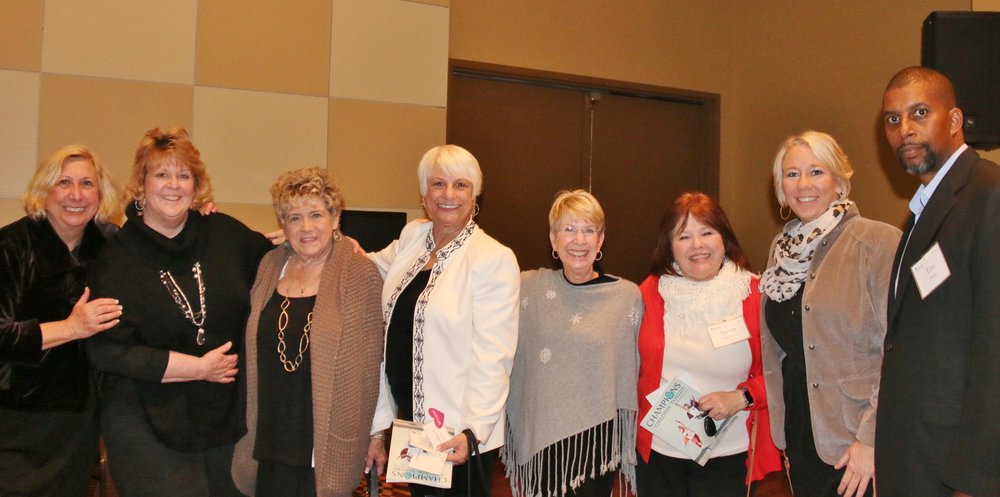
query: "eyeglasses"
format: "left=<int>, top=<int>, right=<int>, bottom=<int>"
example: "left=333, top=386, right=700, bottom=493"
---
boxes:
left=557, top=224, right=602, bottom=238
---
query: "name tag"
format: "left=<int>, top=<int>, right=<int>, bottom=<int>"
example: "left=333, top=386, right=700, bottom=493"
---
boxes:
left=707, top=315, right=750, bottom=348
left=911, top=242, right=950, bottom=299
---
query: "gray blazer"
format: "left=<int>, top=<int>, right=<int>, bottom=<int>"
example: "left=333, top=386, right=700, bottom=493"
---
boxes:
left=760, top=206, right=900, bottom=465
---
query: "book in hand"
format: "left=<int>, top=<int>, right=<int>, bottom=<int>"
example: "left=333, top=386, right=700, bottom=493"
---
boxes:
left=640, top=376, right=737, bottom=466
left=386, top=419, right=454, bottom=489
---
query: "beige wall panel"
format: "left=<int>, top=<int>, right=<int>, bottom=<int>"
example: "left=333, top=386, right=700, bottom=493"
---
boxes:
left=0, top=70, right=41, bottom=198
left=408, top=0, right=449, bottom=6
left=0, top=199, right=24, bottom=227
left=215, top=202, right=280, bottom=234
left=330, top=0, right=449, bottom=106
left=328, top=98, right=445, bottom=210
left=38, top=74, right=194, bottom=190
left=42, top=0, right=196, bottom=84
left=0, top=0, right=44, bottom=71
left=193, top=87, right=328, bottom=205
left=196, top=0, right=332, bottom=96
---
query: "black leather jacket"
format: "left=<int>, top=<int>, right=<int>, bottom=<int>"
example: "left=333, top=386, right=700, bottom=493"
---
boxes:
left=0, top=217, right=114, bottom=411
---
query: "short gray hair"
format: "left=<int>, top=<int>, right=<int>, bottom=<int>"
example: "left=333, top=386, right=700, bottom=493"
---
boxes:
left=417, top=145, right=483, bottom=197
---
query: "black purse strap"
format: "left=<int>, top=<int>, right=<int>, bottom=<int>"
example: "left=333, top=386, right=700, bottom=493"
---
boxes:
left=462, top=428, right=487, bottom=497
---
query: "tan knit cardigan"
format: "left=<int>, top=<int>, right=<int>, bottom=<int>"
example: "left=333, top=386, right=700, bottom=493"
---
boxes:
left=232, top=240, right=385, bottom=497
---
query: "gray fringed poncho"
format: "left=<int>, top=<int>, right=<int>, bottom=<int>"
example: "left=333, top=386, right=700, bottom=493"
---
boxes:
left=502, top=268, right=642, bottom=497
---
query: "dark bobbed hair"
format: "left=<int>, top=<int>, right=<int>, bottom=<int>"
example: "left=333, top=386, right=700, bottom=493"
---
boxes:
left=649, top=191, right=751, bottom=278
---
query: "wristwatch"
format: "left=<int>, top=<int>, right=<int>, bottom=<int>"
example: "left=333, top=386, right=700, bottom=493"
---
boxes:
left=741, top=388, right=754, bottom=409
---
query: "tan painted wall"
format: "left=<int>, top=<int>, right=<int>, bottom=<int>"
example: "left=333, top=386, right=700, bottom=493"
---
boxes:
left=451, top=0, right=982, bottom=268
left=3, top=0, right=994, bottom=269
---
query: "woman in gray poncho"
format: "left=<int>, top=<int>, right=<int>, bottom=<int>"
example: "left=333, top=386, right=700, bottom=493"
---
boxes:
left=502, top=190, right=641, bottom=497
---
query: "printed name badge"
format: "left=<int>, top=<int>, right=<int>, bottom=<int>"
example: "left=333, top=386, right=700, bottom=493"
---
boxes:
left=707, top=316, right=750, bottom=348
left=910, top=242, right=951, bottom=300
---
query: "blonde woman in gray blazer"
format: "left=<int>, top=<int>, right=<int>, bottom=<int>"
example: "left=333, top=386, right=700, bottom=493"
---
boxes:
left=759, top=131, right=900, bottom=497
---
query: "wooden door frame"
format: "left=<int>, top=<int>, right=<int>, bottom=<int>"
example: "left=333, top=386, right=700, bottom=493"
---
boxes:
left=447, top=59, right=721, bottom=197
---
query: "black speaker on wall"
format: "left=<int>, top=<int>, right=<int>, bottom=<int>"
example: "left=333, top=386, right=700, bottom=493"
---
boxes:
left=922, top=11, right=1000, bottom=150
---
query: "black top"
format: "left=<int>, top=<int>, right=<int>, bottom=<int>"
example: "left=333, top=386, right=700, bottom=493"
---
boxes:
left=0, top=217, right=115, bottom=411
left=763, top=286, right=818, bottom=455
left=255, top=291, right=315, bottom=466
left=87, top=205, right=272, bottom=451
left=384, top=269, right=431, bottom=421
left=562, top=270, right=617, bottom=286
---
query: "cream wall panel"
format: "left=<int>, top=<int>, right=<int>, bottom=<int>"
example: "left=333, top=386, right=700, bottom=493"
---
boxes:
left=328, top=98, right=445, bottom=209
left=0, top=0, right=44, bottom=71
left=38, top=74, right=194, bottom=189
left=0, top=70, right=41, bottom=198
left=196, top=0, right=332, bottom=96
left=193, top=87, right=328, bottom=204
left=330, top=0, right=448, bottom=106
left=41, top=0, right=197, bottom=84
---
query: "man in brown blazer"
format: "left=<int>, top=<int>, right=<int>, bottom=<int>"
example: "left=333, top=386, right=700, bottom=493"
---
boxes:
left=876, top=66, right=999, bottom=497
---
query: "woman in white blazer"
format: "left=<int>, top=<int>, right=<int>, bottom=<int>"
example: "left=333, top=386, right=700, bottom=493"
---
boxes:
left=367, top=145, right=520, bottom=497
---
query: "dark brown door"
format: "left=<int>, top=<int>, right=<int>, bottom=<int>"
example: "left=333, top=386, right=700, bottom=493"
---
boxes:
left=448, top=63, right=718, bottom=283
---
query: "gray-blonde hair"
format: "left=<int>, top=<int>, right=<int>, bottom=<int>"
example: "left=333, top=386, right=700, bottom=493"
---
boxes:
left=270, top=167, right=343, bottom=226
left=771, top=130, right=853, bottom=207
left=547, top=189, right=605, bottom=233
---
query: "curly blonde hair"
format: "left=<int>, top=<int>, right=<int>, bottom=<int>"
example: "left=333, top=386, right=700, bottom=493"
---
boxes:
left=125, top=127, right=213, bottom=208
left=270, top=167, right=344, bottom=226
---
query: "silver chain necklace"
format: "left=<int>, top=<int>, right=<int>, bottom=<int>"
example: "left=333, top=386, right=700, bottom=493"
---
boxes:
left=159, top=262, right=208, bottom=345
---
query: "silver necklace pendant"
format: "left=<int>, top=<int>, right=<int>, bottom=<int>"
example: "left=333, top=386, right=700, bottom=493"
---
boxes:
left=159, top=262, right=209, bottom=346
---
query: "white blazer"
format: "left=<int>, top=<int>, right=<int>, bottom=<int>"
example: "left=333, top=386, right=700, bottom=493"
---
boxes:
left=371, top=220, right=520, bottom=451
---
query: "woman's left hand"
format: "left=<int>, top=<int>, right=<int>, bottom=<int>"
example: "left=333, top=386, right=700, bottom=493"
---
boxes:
left=697, top=390, right=747, bottom=420
left=264, top=229, right=285, bottom=245
left=366, top=437, right=387, bottom=476
left=834, top=440, right=876, bottom=497
left=198, top=202, right=218, bottom=216
left=437, top=431, right=471, bottom=464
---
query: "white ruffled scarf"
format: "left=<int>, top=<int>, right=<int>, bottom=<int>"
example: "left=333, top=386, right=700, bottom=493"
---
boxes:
left=659, top=261, right=752, bottom=336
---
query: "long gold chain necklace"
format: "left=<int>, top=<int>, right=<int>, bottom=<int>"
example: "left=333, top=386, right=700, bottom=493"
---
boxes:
left=159, top=262, right=208, bottom=345
left=277, top=296, right=312, bottom=372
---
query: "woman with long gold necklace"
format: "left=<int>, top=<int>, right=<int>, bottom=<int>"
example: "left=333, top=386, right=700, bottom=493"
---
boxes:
left=87, top=128, right=273, bottom=497
left=231, top=167, right=384, bottom=497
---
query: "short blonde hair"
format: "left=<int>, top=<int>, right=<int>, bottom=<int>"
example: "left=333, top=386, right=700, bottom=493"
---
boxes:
left=23, top=144, right=121, bottom=223
left=125, top=128, right=213, bottom=208
left=548, top=189, right=605, bottom=233
left=270, top=167, right=343, bottom=226
left=771, top=130, right=853, bottom=207
left=417, top=145, right=483, bottom=197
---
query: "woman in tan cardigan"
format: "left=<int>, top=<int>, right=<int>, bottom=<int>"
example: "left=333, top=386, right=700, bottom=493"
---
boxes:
left=232, top=168, right=384, bottom=497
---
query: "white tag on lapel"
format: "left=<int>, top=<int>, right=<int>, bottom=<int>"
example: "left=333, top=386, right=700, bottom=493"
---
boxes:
left=910, top=242, right=950, bottom=299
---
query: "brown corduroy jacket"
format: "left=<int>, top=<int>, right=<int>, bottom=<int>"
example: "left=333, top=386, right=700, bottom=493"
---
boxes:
left=232, top=239, right=384, bottom=497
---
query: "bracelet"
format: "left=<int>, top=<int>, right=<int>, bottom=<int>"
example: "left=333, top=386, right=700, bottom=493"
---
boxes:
left=370, top=433, right=387, bottom=440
